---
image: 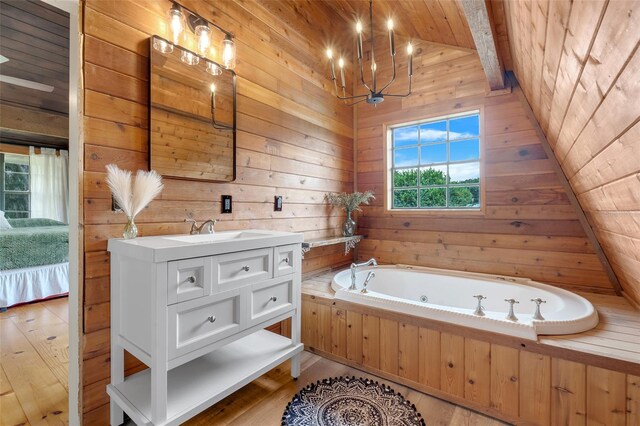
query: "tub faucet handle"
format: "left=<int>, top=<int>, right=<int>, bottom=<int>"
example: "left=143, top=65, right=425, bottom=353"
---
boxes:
left=472, top=295, right=486, bottom=316
left=361, top=271, right=375, bottom=294
left=531, top=298, right=547, bottom=321
left=504, top=298, right=519, bottom=322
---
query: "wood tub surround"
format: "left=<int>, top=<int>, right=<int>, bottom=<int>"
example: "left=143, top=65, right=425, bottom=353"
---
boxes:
left=301, top=270, right=640, bottom=425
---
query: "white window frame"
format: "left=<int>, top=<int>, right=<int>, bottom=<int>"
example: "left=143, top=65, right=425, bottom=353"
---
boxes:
left=385, top=109, right=484, bottom=213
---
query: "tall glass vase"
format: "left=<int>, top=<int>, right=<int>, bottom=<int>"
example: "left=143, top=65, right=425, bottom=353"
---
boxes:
left=123, top=215, right=138, bottom=239
left=342, top=210, right=356, bottom=237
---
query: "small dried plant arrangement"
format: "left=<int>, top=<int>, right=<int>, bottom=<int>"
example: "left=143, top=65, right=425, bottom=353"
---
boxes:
left=325, top=191, right=375, bottom=213
left=105, top=164, right=164, bottom=239
left=326, top=191, right=375, bottom=236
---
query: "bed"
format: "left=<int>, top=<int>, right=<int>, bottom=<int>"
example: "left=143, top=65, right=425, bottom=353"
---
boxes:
left=0, top=218, right=69, bottom=308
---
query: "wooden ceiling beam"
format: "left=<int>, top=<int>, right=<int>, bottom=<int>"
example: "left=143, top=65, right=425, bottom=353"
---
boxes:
left=459, top=0, right=506, bottom=90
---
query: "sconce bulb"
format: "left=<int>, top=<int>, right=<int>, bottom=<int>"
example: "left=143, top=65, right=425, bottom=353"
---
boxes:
left=195, top=24, right=211, bottom=56
left=168, top=7, right=184, bottom=45
left=210, top=83, right=216, bottom=93
left=407, top=43, right=413, bottom=55
left=221, top=35, right=236, bottom=69
left=387, top=19, right=394, bottom=31
left=338, top=58, right=344, bottom=68
left=356, top=21, right=363, bottom=33
left=326, top=49, right=333, bottom=59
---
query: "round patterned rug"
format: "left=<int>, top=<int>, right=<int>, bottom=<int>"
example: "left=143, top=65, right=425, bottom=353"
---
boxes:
left=281, top=376, right=426, bottom=426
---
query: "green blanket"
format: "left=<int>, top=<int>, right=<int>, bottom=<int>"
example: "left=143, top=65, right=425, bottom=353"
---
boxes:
left=0, top=219, right=69, bottom=270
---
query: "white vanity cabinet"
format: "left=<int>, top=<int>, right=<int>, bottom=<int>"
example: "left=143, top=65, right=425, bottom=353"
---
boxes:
left=106, top=231, right=304, bottom=426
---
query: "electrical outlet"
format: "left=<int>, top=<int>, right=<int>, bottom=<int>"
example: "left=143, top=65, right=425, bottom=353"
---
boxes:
left=112, top=196, right=123, bottom=212
left=221, top=195, right=232, bottom=213
left=274, top=196, right=283, bottom=212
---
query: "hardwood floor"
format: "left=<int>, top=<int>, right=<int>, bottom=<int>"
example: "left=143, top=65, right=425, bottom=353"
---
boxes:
left=0, top=297, right=505, bottom=425
left=0, top=297, right=69, bottom=425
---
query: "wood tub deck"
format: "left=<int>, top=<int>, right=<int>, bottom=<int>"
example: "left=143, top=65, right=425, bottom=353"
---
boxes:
left=301, top=269, right=640, bottom=425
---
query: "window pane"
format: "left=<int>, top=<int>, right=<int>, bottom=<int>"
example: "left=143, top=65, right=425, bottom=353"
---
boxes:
left=4, top=154, right=29, bottom=173
left=4, top=171, right=29, bottom=191
left=5, top=193, right=29, bottom=211
left=394, top=147, right=419, bottom=167
left=420, top=188, right=446, bottom=208
left=420, top=165, right=447, bottom=186
left=450, top=139, right=479, bottom=162
left=449, top=186, right=480, bottom=207
left=420, top=143, right=446, bottom=165
left=449, top=115, right=479, bottom=140
left=419, top=120, right=447, bottom=143
left=5, top=211, right=29, bottom=219
left=393, top=168, right=418, bottom=188
left=393, top=126, right=418, bottom=148
left=393, top=189, right=418, bottom=208
left=449, top=162, right=479, bottom=184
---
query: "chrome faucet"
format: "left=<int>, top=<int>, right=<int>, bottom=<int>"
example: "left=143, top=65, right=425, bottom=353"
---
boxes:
left=505, top=298, right=519, bottom=322
left=349, top=258, right=378, bottom=290
left=473, top=295, right=486, bottom=316
left=531, top=298, right=547, bottom=321
left=185, top=218, right=219, bottom=235
left=361, top=271, right=376, bottom=294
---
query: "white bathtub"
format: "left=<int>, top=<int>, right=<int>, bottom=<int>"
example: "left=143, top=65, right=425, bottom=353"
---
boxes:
left=331, top=265, right=598, bottom=341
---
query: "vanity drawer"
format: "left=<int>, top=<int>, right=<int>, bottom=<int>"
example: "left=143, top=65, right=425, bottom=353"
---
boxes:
left=168, top=288, right=243, bottom=359
left=213, top=248, right=272, bottom=292
left=248, top=277, right=294, bottom=326
left=274, top=244, right=299, bottom=277
left=167, top=257, right=212, bottom=304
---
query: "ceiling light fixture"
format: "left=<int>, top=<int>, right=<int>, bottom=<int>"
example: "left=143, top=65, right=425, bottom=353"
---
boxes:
left=158, top=2, right=236, bottom=70
left=326, top=0, right=413, bottom=105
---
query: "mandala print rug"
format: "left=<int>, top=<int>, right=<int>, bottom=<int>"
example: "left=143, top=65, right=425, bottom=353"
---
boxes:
left=281, top=376, right=426, bottom=426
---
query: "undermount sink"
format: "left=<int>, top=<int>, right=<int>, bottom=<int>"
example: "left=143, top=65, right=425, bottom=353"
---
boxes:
left=164, top=231, right=273, bottom=244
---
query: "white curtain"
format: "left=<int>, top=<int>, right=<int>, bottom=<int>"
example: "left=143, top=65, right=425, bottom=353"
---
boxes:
left=29, top=147, right=69, bottom=223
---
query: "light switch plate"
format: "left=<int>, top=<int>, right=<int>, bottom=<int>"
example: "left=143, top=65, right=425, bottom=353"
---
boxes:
left=274, top=196, right=283, bottom=212
left=222, top=195, right=232, bottom=214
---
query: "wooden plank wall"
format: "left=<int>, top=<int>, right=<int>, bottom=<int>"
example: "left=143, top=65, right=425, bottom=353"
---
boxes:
left=497, top=0, right=640, bottom=305
left=80, top=0, right=354, bottom=422
left=302, top=295, right=640, bottom=425
left=354, top=37, right=615, bottom=294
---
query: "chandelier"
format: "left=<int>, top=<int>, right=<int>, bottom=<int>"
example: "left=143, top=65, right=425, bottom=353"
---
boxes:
left=326, top=0, right=413, bottom=105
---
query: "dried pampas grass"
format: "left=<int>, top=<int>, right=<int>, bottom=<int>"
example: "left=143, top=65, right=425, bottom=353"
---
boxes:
left=105, top=164, right=163, bottom=218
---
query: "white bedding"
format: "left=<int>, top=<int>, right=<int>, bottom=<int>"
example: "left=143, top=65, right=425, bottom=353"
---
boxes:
left=0, top=262, right=69, bottom=308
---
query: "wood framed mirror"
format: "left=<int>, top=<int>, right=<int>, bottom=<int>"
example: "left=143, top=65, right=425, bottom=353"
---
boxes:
left=149, top=35, right=236, bottom=182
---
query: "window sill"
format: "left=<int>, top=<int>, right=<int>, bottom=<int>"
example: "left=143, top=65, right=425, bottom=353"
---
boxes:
left=385, top=208, right=485, bottom=217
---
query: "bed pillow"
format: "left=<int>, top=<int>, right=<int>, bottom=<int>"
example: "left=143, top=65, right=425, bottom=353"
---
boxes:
left=0, top=211, right=12, bottom=230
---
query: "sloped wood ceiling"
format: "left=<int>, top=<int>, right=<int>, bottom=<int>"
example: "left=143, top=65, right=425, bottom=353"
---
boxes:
left=496, top=0, right=640, bottom=304
left=323, top=0, right=476, bottom=50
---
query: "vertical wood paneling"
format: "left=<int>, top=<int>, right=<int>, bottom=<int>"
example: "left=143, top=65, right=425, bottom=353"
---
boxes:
left=398, top=323, right=419, bottom=381
left=418, top=327, right=441, bottom=389
left=520, top=351, right=551, bottom=424
left=330, top=308, right=347, bottom=359
left=586, top=366, right=626, bottom=426
left=345, top=311, right=362, bottom=364
left=440, top=333, right=465, bottom=398
left=464, top=338, right=491, bottom=406
left=362, top=314, right=380, bottom=369
left=379, top=319, right=399, bottom=375
left=490, top=345, right=519, bottom=418
left=551, top=358, right=586, bottom=426
left=316, top=304, right=332, bottom=353
left=628, top=375, right=640, bottom=425
left=301, top=301, right=318, bottom=349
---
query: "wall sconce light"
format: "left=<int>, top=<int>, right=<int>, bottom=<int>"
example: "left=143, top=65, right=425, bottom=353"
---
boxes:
left=157, top=2, right=236, bottom=70
left=210, top=82, right=233, bottom=130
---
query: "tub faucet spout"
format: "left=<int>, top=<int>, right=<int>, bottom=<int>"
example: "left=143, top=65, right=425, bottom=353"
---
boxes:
left=349, top=258, right=378, bottom=290
left=531, top=298, right=547, bottom=321
left=361, top=271, right=376, bottom=294
left=505, top=298, right=520, bottom=322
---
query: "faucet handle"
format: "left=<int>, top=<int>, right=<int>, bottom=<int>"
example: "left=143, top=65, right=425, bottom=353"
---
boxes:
left=504, top=298, right=519, bottom=305
left=185, top=218, right=197, bottom=224
left=530, top=298, right=546, bottom=305
left=473, top=294, right=487, bottom=301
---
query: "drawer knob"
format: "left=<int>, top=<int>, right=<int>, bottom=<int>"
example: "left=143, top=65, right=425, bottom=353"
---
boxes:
left=186, top=276, right=196, bottom=284
left=241, top=265, right=250, bottom=272
left=282, top=258, right=289, bottom=264
left=269, top=296, right=278, bottom=302
left=207, top=315, right=216, bottom=323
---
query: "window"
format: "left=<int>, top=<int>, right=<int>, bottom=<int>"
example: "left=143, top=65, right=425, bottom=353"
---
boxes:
left=0, top=153, right=31, bottom=218
left=389, top=111, right=481, bottom=210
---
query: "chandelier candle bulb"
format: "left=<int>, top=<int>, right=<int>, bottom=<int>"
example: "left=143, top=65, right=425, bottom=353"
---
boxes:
left=356, top=22, right=364, bottom=60
left=388, top=19, right=395, bottom=55
left=338, top=58, right=346, bottom=91
left=210, top=83, right=216, bottom=110
left=407, top=43, right=413, bottom=77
